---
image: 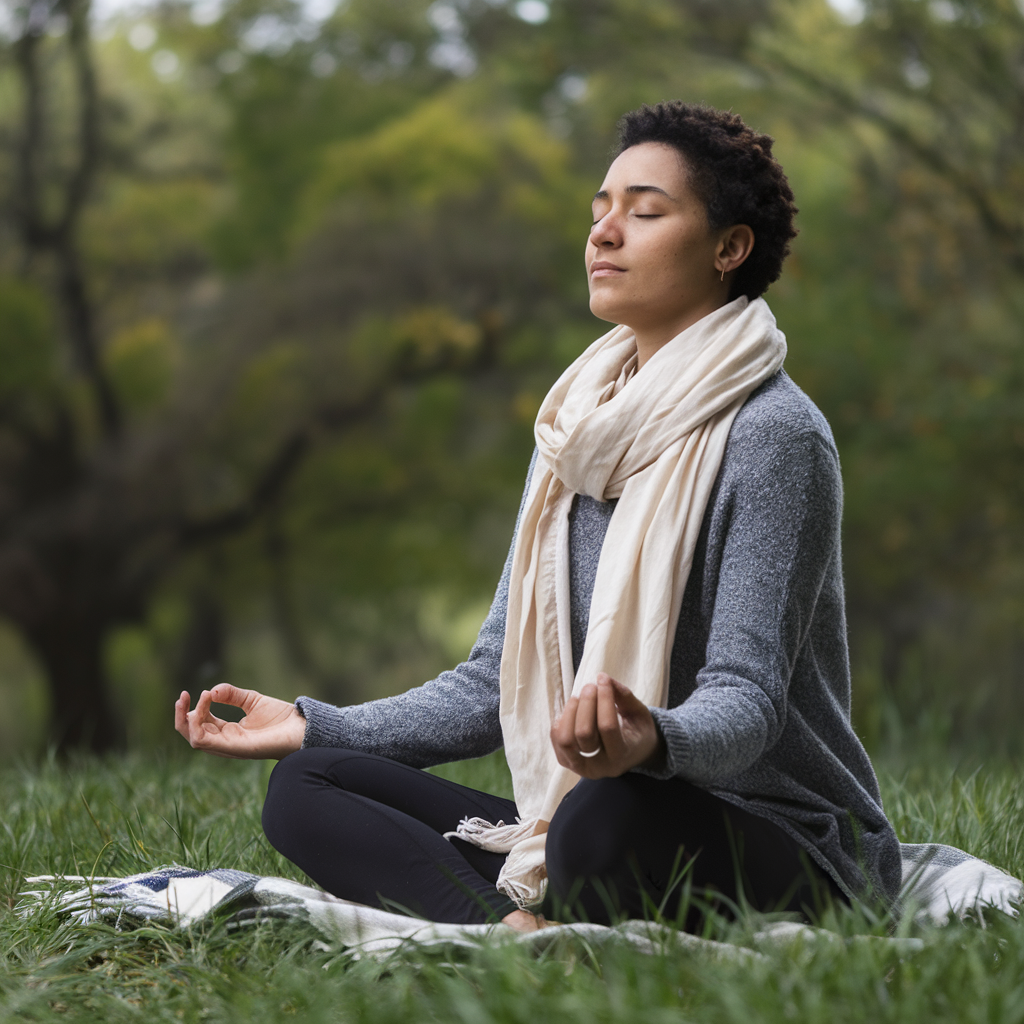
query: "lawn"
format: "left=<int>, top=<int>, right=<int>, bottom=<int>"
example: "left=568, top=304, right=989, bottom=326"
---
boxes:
left=1, top=750, right=1023, bottom=1023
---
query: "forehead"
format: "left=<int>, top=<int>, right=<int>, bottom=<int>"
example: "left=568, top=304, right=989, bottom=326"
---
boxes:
left=596, top=142, right=689, bottom=198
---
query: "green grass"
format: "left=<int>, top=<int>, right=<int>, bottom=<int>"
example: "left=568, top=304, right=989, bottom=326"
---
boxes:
left=1, top=750, right=1023, bottom=1023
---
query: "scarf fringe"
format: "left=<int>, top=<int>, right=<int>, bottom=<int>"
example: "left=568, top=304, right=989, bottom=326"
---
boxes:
left=496, top=857, right=547, bottom=910
left=446, top=818, right=550, bottom=909
left=443, top=816, right=536, bottom=853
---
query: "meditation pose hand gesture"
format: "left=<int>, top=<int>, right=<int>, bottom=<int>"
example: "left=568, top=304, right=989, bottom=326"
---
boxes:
left=550, top=673, right=663, bottom=778
left=175, top=674, right=661, bottom=779
left=175, top=685, right=305, bottom=760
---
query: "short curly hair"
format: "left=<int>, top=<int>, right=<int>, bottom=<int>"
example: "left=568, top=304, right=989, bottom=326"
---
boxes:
left=616, top=102, right=798, bottom=301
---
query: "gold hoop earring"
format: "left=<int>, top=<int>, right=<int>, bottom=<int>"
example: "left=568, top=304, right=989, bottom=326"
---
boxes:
left=720, top=267, right=725, bottom=282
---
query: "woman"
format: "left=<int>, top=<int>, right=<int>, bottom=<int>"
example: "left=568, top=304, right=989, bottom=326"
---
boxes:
left=175, top=102, right=902, bottom=933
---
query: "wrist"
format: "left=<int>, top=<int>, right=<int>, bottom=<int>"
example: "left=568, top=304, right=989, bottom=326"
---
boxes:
left=636, top=720, right=668, bottom=773
left=287, top=707, right=306, bottom=751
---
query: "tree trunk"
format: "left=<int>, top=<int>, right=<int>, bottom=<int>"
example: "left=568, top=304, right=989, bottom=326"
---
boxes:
left=27, top=617, right=124, bottom=755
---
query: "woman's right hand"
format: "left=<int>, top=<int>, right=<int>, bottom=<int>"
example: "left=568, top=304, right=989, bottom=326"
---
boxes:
left=174, top=684, right=306, bottom=759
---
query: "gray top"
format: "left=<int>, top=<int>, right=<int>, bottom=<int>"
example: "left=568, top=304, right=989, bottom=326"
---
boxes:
left=296, top=371, right=902, bottom=905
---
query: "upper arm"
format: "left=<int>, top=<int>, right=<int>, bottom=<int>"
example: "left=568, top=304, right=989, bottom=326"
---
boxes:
left=706, top=429, right=840, bottom=701
left=662, top=428, right=843, bottom=783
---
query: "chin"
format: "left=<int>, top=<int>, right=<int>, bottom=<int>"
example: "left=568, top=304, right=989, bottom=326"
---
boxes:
left=589, top=295, right=627, bottom=326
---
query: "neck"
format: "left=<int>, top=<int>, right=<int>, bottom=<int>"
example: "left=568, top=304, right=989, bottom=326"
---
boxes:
left=630, top=290, right=731, bottom=369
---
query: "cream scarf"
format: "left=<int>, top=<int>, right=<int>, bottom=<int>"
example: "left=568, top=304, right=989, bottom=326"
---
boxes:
left=448, top=296, right=787, bottom=908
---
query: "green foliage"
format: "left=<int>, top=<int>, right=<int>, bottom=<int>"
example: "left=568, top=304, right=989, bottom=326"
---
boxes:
left=750, top=0, right=1024, bottom=747
left=206, top=0, right=443, bottom=268
left=0, top=0, right=1023, bottom=755
left=300, top=84, right=578, bottom=221
left=107, top=319, right=179, bottom=412
left=0, top=281, right=55, bottom=398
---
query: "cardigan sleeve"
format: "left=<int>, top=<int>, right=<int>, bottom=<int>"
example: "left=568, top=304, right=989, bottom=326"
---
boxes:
left=293, top=452, right=537, bottom=767
left=645, top=427, right=844, bottom=786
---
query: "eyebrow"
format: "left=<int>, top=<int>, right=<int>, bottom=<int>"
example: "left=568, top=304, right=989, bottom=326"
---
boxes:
left=593, top=184, right=676, bottom=201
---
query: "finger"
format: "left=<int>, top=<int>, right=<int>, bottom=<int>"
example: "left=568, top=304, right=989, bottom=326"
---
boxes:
left=595, top=674, right=626, bottom=760
left=174, top=691, right=190, bottom=740
left=610, top=677, right=655, bottom=735
left=193, top=688, right=214, bottom=723
left=196, top=720, right=246, bottom=759
left=187, top=690, right=226, bottom=746
left=609, top=675, right=645, bottom=712
left=209, top=683, right=260, bottom=714
left=573, top=683, right=601, bottom=754
left=551, top=695, right=588, bottom=770
left=551, top=694, right=580, bottom=754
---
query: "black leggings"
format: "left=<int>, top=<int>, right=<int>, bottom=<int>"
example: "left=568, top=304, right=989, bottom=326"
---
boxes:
left=262, top=748, right=843, bottom=927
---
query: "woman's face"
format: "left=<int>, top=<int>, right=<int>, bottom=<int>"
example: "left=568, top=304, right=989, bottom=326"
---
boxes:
left=586, top=142, right=727, bottom=340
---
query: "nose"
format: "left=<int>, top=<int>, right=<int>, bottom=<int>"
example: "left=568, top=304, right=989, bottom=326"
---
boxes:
left=589, top=209, right=623, bottom=249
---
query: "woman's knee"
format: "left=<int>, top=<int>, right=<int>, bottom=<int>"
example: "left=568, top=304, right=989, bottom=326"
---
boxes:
left=261, top=748, right=338, bottom=850
left=546, top=777, right=638, bottom=885
left=262, top=753, right=301, bottom=847
left=262, top=746, right=381, bottom=848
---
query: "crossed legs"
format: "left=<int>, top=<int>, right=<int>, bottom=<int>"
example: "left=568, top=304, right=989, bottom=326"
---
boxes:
left=262, top=748, right=843, bottom=927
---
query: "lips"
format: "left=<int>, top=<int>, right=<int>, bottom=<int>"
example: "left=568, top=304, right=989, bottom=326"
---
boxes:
left=590, top=261, right=626, bottom=278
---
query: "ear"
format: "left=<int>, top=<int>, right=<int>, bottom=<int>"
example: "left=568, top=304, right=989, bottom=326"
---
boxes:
left=715, top=224, right=755, bottom=276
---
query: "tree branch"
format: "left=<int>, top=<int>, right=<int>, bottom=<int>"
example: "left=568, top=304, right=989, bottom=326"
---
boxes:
left=12, top=0, right=122, bottom=440
left=57, top=0, right=121, bottom=438
left=177, top=334, right=501, bottom=548
left=12, top=3, right=48, bottom=253
left=179, top=430, right=313, bottom=546
left=765, top=52, right=1024, bottom=271
left=54, top=239, right=123, bottom=438
left=56, top=0, right=100, bottom=240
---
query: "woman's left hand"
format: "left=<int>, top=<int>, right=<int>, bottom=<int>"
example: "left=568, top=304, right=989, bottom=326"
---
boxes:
left=550, top=673, right=666, bottom=778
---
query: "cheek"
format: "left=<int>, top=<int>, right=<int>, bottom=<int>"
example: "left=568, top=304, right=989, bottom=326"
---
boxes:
left=651, top=226, right=711, bottom=280
left=638, top=238, right=689, bottom=288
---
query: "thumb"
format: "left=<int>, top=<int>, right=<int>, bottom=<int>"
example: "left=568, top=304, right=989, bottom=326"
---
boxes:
left=209, top=684, right=259, bottom=713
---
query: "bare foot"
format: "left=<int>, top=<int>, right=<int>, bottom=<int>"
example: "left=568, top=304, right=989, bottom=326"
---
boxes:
left=501, top=909, right=547, bottom=932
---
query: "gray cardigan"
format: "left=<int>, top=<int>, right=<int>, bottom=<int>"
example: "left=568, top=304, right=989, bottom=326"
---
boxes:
left=296, top=371, right=902, bottom=905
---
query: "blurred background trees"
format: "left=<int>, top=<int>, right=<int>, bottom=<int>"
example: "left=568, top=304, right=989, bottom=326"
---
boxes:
left=0, top=0, right=1020, bottom=757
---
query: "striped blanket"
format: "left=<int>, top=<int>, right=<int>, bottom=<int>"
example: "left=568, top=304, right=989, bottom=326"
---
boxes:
left=18, top=843, right=1020, bottom=959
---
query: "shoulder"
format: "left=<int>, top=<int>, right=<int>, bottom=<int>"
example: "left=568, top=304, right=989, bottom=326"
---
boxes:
left=725, top=370, right=839, bottom=469
left=715, top=371, right=842, bottom=515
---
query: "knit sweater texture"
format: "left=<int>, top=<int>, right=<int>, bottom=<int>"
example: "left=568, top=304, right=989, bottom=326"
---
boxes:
left=296, top=370, right=903, bottom=905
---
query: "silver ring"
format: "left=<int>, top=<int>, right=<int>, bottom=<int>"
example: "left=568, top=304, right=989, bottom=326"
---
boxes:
left=577, top=747, right=602, bottom=758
